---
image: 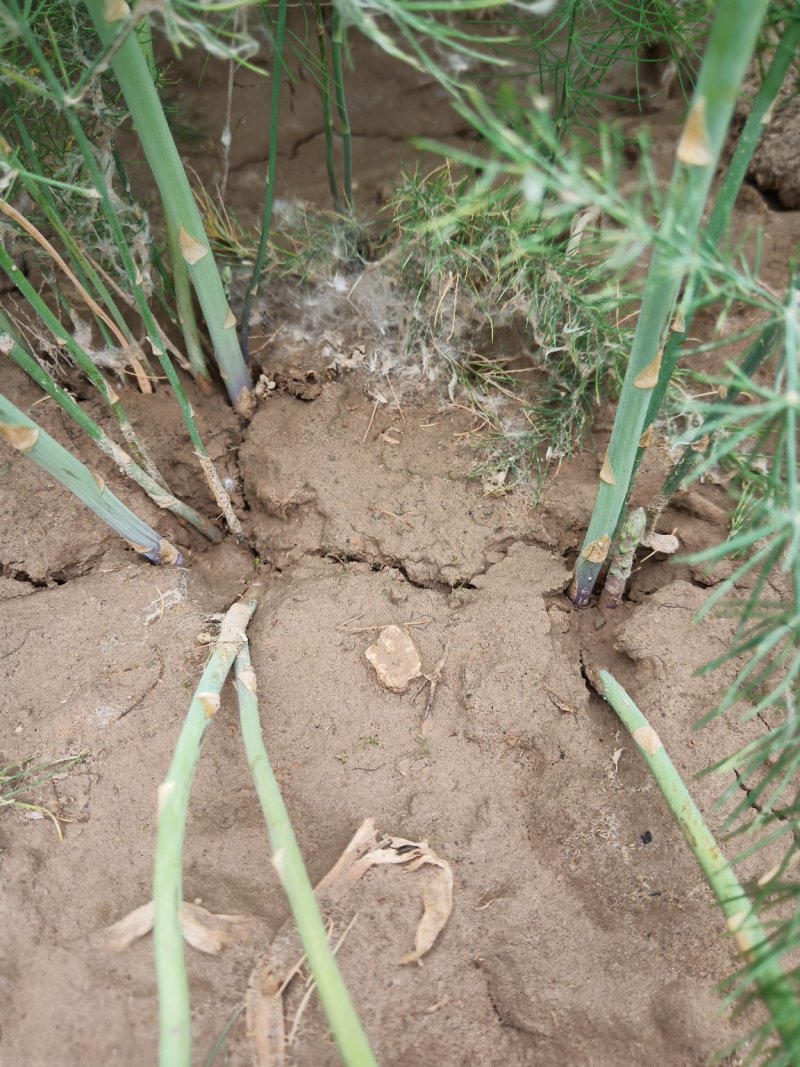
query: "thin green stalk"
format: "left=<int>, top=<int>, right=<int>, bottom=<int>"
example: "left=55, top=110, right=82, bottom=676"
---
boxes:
left=311, top=0, right=343, bottom=211
left=598, top=670, right=800, bottom=1052
left=1, top=324, right=221, bottom=542
left=598, top=506, right=645, bottom=609
left=571, top=0, right=770, bottom=607
left=204, top=1003, right=245, bottom=1067
left=707, top=11, right=800, bottom=250
left=4, top=3, right=229, bottom=499
left=82, top=0, right=253, bottom=415
left=234, top=641, right=378, bottom=1067
left=620, top=14, right=800, bottom=536
left=135, top=15, right=156, bottom=78
left=0, top=240, right=169, bottom=486
left=240, top=0, right=288, bottom=360
left=153, top=583, right=262, bottom=1067
left=331, top=8, right=353, bottom=211
left=165, top=213, right=213, bottom=391
left=783, top=286, right=799, bottom=595
left=139, top=40, right=210, bottom=392
left=0, top=87, right=140, bottom=352
left=0, top=391, right=180, bottom=565
left=648, top=320, right=782, bottom=524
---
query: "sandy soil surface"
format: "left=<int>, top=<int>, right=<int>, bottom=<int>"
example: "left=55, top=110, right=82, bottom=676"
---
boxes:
left=2, top=20, right=800, bottom=1067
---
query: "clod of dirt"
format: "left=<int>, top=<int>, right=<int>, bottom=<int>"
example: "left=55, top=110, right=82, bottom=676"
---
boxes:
left=364, top=625, right=422, bottom=692
left=747, top=95, right=800, bottom=209
left=239, top=381, right=538, bottom=584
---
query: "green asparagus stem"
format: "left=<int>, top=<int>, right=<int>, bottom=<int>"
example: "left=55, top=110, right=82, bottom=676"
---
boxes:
left=0, top=391, right=180, bottom=565
left=82, top=0, right=253, bottom=415
left=598, top=506, right=646, bottom=609
left=598, top=670, right=800, bottom=1051
left=312, top=0, right=344, bottom=211
left=235, top=641, right=378, bottom=1067
left=153, top=583, right=262, bottom=1067
left=240, top=0, right=288, bottom=359
left=1, top=323, right=221, bottom=542
left=630, top=13, right=800, bottom=519
left=571, top=0, right=770, bottom=606
left=331, top=8, right=354, bottom=211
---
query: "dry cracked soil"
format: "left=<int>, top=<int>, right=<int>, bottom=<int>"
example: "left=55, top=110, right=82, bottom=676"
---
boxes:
left=2, top=22, right=800, bottom=1067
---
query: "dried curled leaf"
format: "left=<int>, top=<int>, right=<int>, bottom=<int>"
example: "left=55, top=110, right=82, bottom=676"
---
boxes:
left=397, top=848, right=454, bottom=965
left=101, top=900, right=155, bottom=951
left=101, top=899, right=256, bottom=954
left=181, top=902, right=257, bottom=954
left=246, top=818, right=454, bottom=1067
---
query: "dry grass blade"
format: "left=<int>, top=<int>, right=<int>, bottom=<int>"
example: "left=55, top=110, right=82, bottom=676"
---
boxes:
left=0, top=197, right=152, bottom=392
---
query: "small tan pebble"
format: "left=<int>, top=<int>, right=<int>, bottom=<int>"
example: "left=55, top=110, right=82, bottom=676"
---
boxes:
left=365, top=625, right=422, bottom=693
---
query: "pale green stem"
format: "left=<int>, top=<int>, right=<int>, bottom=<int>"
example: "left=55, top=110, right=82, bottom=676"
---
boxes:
left=598, top=506, right=645, bottom=609
left=235, top=641, right=378, bottom=1067
left=0, top=240, right=168, bottom=487
left=1, top=323, right=221, bottom=542
left=331, top=8, right=353, bottom=211
left=83, top=0, right=253, bottom=414
left=571, top=0, right=770, bottom=606
left=240, top=0, right=288, bottom=359
left=165, top=213, right=213, bottom=390
left=784, top=285, right=799, bottom=606
left=0, top=391, right=180, bottom=565
left=630, top=13, right=800, bottom=520
left=312, top=0, right=343, bottom=211
left=153, top=583, right=262, bottom=1067
left=599, top=670, right=800, bottom=1051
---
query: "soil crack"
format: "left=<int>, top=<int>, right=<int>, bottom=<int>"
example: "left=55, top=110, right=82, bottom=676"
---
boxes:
left=0, top=563, right=66, bottom=590
left=317, top=550, right=476, bottom=592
